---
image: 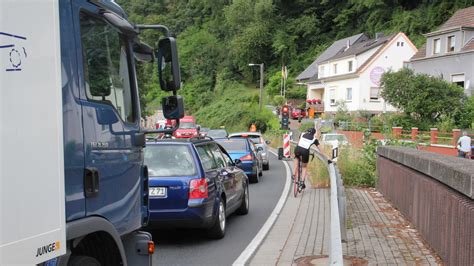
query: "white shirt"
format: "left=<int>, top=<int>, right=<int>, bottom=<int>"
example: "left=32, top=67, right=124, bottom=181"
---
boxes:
left=457, top=135, right=472, bottom=152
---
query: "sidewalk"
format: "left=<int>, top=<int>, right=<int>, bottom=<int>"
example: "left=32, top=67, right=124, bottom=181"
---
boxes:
left=249, top=160, right=442, bottom=265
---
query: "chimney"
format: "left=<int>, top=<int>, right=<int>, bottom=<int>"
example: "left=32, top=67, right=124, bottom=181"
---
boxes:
left=375, top=32, right=384, bottom=40
left=344, top=39, right=350, bottom=51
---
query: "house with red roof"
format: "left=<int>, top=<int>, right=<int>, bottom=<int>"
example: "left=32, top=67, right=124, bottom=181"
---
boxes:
left=298, top=32, right=417, bottom=114
left=409, top=6, right=474, bottom=96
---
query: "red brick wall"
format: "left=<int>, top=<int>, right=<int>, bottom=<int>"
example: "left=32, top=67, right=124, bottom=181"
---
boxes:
left=377, top=156, right=473, bottom=265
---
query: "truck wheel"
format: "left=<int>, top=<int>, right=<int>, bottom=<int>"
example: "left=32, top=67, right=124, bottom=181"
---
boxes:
left=207, top=199, right=226, bottom=239
left=68, top=255, right=100, bottom=266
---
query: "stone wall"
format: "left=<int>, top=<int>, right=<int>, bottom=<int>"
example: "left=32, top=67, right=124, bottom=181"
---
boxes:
left=377, top=146, right=474, bottom=265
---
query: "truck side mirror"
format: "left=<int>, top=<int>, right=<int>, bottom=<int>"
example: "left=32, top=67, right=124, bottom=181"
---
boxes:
left=162, top=95, right=184, bottom=119
left=157, top=37, right=181, bottom=91
left=133, top=41, right=154, bottom=63
left=96, top=107, right=119, bottom=125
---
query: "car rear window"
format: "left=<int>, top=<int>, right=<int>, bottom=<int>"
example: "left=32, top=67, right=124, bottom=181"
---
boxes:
left=230, top=134, right=261, bottom=144
left=208, top=130, right=227, bottom=138
left=144, top=144, right=196, bottom=176
left=216, top=139, right=248, bottom=151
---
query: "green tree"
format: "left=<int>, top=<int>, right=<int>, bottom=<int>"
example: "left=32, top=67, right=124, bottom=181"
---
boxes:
left=381, top=68, right=465, bottom=126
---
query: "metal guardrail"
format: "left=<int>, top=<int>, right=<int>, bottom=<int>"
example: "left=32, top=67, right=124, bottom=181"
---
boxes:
left=290, top=140, right=347, bottom=265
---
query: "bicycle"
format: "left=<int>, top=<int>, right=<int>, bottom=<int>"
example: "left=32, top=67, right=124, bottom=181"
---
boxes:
left=293, top=153, right=314, bottom=197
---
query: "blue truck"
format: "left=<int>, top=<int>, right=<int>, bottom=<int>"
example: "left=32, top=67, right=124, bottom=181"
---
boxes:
left=0, top=0, right=183, bottom=265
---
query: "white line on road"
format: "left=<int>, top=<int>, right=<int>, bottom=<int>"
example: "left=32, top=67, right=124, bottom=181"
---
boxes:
left=232, top=150, right=291, bottom=266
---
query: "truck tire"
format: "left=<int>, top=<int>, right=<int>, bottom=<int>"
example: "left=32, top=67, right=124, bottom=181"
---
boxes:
left=68, top=255, right=101, bottom=266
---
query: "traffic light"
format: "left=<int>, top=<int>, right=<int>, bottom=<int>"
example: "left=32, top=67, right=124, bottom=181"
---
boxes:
left=281, top=105, right=290, bottom=130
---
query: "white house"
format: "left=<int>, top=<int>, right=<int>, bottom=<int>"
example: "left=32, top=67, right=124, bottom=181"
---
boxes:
left=298, top=32, right=418, bottom=114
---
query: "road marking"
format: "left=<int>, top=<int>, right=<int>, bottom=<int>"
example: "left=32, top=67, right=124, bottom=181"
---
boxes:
left=232, top=149, right=291, bottom=266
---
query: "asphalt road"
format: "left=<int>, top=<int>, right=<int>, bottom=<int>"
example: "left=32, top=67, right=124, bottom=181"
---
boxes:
left=149, top=152, right=287, bottom=266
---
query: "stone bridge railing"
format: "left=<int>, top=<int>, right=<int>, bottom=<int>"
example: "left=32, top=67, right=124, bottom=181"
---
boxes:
left=377, top=146, right=474, bottom=265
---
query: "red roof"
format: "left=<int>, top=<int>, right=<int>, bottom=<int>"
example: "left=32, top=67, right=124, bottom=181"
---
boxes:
left=438, top=6, right=474, bottom=30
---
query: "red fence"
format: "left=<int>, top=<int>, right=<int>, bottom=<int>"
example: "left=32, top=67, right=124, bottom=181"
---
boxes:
left=338, top=126, right=473, bottom=157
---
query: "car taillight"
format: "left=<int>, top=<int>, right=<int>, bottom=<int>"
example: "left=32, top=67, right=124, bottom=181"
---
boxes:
left=189, top=178, right=208, bottom=199
left=240, top=154, right=253, bottom=161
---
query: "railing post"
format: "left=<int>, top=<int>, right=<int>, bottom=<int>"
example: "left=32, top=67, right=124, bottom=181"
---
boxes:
left=411, top=127, right=418, bottom=142
left=430, top=128, right=438, bottom=144
left=452, top=129, right=461, bottom=147
left=392, top=127, right=402, bottom=139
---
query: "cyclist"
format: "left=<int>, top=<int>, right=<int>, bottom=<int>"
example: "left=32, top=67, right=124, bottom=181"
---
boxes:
left=293, top=128, right=320, bottom=189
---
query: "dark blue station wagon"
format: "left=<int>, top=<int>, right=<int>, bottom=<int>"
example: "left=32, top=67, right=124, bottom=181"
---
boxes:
left=144, top=138, right=250, bottom=238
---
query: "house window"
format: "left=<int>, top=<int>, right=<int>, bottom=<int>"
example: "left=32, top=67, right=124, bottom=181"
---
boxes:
left=319, top=65, right=325, bottom=78
left=346, top=88, right=352, bottom=101
left=333, top=64, right=338, bottom=74
left=329, top=89, right=336, bottom=105
left=370, top=87, right=380, bottom=101
left=348, top=61, right=353, bottom=72
left=452, top=74, right=465, bottom=88
left=433, top=38, right=441, bottom=54
left=447, top=36, right=455, bottom=52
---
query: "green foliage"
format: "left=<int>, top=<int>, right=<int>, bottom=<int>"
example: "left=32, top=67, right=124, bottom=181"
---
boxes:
left=272, top=95, right=285, bottom=107
left=117, top=0, right=474, bottom=127
left=382, top=68, right=466, bottom=127
left=299, top=122, right=315, bottom=133
left=334, top=101, right=351, bottom=125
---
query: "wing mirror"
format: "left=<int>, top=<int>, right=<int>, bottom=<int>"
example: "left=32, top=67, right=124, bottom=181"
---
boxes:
left=234, top=159, right=242, bottom=167
left=157, top=37, right=181, bottom=91
left=265, top=140, right=271, bottom=144
left=133, top=41, right=154, bottom=63
left=96, top=107, right=119, bottom=125
left=162, top=95, right=184, bottom=119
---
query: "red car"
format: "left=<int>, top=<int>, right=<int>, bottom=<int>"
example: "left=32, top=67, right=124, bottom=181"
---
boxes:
left=290, top=108, right=306, bottom=120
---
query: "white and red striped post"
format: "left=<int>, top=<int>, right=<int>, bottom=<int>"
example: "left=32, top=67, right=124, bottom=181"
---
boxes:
left=283, top=133, right=291, bottom=158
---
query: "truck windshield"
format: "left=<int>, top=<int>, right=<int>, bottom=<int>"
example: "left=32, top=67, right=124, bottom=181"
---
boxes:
left=179, top=122, right=195, bottom=129
left=144, top=145, right=196, bottom=176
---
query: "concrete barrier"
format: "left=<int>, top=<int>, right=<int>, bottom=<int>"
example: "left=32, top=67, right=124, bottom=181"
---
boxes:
left=377, top=146, right=474, bottom=265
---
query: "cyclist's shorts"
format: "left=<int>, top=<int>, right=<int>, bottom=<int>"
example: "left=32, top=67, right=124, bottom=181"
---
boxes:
left=294, top=146, right=310, bottom=163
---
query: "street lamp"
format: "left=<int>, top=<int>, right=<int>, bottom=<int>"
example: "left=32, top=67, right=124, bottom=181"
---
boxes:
left=249, top=63, right=264, bottom=111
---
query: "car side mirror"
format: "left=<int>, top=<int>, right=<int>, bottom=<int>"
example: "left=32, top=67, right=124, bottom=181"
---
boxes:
left=265, top=140, right=270, bottom=144
left=234, top=159, right=242, bottom=167
left=157, top=37, right=181, bottom=91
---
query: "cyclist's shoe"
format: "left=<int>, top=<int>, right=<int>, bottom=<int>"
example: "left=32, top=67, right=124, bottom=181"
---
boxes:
left=291, top=175, right=295, bottom=181
left=301, top=182, right=306, bottom=190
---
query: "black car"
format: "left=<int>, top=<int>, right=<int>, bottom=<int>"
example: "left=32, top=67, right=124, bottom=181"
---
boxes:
left=144, top=138, right=250, bottom=239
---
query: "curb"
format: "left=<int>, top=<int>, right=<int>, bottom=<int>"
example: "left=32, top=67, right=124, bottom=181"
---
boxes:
left=232, top=149, right=292, bottom=265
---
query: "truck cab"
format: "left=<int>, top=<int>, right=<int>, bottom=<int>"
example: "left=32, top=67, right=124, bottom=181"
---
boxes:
left=173, top=116, right=198, bottom=138
left=1, top=0, right=182, bottom=265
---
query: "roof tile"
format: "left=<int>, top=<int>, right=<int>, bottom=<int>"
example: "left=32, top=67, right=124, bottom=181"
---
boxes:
left=439, top=6, right=474, bottom=30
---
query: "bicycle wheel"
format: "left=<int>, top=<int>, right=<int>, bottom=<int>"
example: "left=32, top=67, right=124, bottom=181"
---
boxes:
left=293, top=171, right=298, bottom=197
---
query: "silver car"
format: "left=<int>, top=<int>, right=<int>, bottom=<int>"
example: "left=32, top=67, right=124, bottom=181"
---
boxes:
left=228, top=132, right=270, bottom=170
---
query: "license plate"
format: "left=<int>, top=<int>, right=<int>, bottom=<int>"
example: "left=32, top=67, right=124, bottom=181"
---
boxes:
left=149, top=187, right=167, bottom=198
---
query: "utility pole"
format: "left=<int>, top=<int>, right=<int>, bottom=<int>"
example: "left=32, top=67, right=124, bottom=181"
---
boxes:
left=249, top=63, right=264, bottom=112
left=259, top=63, right=264, bottom=112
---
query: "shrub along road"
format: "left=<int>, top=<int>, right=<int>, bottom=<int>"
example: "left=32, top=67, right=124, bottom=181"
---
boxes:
left=149, top=152, right=287, bottom=265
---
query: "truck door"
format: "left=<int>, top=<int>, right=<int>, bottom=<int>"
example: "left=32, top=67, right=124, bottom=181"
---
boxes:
left=74, top=3, right=143, bottom=233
